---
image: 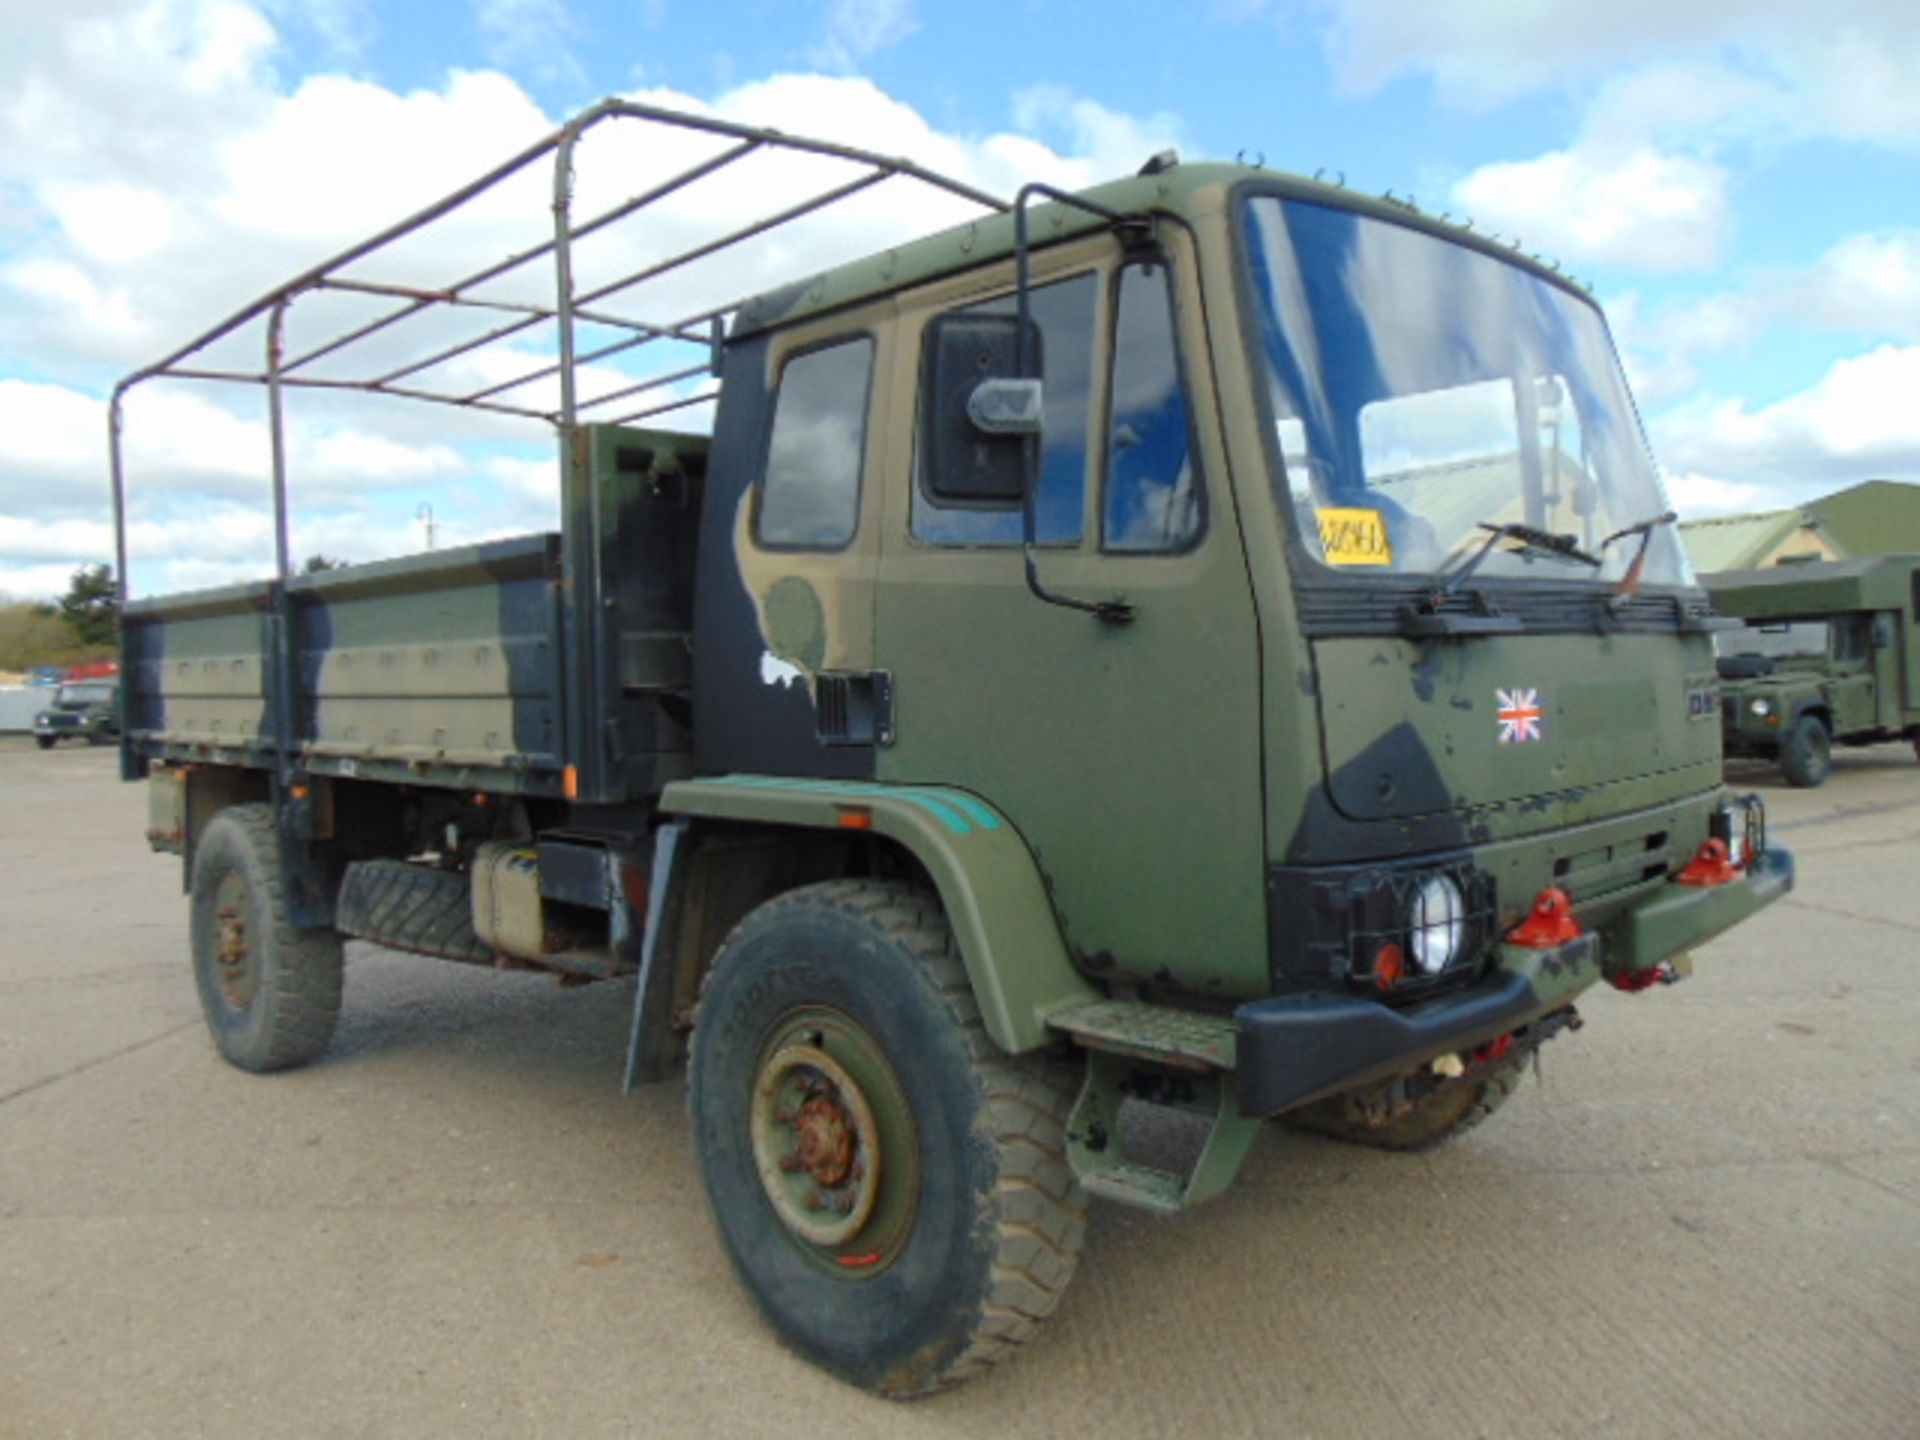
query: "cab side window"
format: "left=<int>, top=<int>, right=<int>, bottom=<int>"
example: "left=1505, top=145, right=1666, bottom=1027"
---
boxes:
left=1104, top=261, right=1201, bottom=552
left=755, top=337, right=874, bottom=549
left=913, top=274, right=1096, bottom=546
left=1832, top=615, right=1870, bottom=663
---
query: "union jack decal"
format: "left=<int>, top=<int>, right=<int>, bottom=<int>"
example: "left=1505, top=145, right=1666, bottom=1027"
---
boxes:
left=1496, top=687, right=1544, bottom=743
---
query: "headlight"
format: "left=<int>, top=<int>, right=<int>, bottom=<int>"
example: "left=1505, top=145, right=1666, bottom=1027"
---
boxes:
left=1749, top=698, right=1771, bottom=716
left=1407, top=873, right=1466, bottom=974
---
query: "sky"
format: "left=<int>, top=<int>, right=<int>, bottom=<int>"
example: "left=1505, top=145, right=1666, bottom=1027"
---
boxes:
left=3, top=0, right=1918, bottom=599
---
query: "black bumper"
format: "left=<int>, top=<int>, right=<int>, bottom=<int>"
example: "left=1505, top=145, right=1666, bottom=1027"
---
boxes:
left=1234, top=846, right=1794, bottom=1118
left=1234, top=937, right=1591, bottom=1117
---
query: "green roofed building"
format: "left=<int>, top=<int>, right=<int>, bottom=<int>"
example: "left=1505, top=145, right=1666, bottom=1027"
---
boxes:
left=1680, top=479, right=1920, bottom=573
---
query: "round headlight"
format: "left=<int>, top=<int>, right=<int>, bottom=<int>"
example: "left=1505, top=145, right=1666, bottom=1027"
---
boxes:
left=1750, top=698, right=1772, bottom=716
left=1408, top=873, right=1466, bottom=974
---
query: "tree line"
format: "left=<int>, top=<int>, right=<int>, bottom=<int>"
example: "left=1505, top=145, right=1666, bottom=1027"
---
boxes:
left=0, top=564, right=119, bottom=671
left=1, top=555, right=350, bottom=673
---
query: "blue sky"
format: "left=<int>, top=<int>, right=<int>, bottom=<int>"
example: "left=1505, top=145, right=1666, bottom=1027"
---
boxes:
left=2, top=0, right=1917, bottom=597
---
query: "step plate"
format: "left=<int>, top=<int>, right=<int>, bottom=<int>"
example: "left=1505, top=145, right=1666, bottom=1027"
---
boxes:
left=1049, top=1000, right=1236, bottom=1072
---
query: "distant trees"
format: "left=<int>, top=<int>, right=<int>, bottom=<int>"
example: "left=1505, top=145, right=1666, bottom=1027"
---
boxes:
left=0, top=564, right=120, bottom=671
left=58, top=563, right=119, bottom=648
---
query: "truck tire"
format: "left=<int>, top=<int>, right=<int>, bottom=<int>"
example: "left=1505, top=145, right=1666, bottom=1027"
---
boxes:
left=189, top=804, right=343, bottom=1072
left=1284, top=1055, right=1527, bottom=1152
left=335, top=859, right=493, bottom=965
left=34, top=735, right=54, bottom=750
left=688, top=879, right=1085, bottom=1397
left=1780, top=714, right=1832, bottom=788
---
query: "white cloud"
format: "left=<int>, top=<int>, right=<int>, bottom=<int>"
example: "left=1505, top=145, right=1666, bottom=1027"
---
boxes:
left=1302, top=0, right=1920, bottom=148
left=809, top=0, right=919, bottom=72
left=1661, top=472, right=1773, bottom=520
left=260, top=0, right=373, bottom=59
left=475, top=0, right=586, bottom=90
left=1452, top=146, right=1730, bottom=273
left=1615, top=229, right=1920, bottom=415
left=0, top=4, right=1194, bottom=598
left=1651, top=345, right=1920, bottom=505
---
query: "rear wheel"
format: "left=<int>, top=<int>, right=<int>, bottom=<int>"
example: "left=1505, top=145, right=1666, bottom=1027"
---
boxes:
left=1780, top=714, right=1832, bottom=787
left=189, top=804, right=343, bottom=1072
left=688, top=880, right=1084, bottom=1397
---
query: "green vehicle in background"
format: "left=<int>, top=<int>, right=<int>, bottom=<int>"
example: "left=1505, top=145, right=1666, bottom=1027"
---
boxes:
left=1705, top=556, right=1920, bottom=786
left=32, top=678, right=120, bottom=749
left=110, top=103, right=1792, bottom=1395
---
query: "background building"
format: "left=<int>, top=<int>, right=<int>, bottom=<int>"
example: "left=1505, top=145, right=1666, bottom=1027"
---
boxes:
left=1680, top=480, right=1920, bottom=573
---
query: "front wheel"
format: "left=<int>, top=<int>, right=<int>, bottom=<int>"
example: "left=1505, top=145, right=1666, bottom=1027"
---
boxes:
left=1780, top=714, right=1832, bottom=787
left=189, top=804, right=343, bottom=1072
left=1284, top=1054, right=1528, bottom=1151
left=34, top=735, right=55, bottom=750
left=688, top=880, right=1085, bottom=1397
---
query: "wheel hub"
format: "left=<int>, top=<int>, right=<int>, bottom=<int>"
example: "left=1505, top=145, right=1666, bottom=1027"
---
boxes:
left=745, top=1005, right=921, bottom=1274
left=793, top=1096, right=856, bottom=1187
left=211, top=875, right=257, bottom=1009
left=752, top=1043, right=881, bottom=1247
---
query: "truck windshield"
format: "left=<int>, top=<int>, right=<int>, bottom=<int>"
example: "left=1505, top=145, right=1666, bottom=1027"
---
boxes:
left=1721, top=621, right=1830, bottom=661
left=56, top=683, right=113, bottom=707
left=1241, top=196, right=1687, bottom=586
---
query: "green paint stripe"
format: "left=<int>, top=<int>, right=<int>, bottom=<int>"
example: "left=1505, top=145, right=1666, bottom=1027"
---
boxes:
left=935, top=791, right=1002, bottom=831
left=713, top=775, right=975, bottom=836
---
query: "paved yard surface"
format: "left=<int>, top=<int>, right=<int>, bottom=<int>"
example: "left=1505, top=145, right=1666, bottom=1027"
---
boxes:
left=2, top=737, right=1916, bottom=1439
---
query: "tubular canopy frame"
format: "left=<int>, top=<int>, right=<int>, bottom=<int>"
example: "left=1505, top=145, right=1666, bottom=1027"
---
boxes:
left=108, top=98, right=1009, bottom=602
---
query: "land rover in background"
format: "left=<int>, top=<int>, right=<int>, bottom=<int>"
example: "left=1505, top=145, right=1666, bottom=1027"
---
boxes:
left=32, top=678, right=120, bottom=749
left=1706, top=556, right=1920, bottom=785
left=110, top=101, right=1792, bottom=1396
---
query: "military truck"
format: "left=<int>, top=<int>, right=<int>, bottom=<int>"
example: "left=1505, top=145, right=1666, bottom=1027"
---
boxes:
left=110, top=101, right=1792, bottom=1395
left=32, top=677, right=120, bottom=749
left=1705, top=556, right=1920, bottom=786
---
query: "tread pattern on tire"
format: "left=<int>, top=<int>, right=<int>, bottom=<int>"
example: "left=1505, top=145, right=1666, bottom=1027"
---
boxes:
left=199, top=804, right=343, bottom=1071
left=1780, top=714, right=1832, bottom=788
left=335, top=858, right=493, bottom=964
left=693, top=878, right=1087, bottom=1398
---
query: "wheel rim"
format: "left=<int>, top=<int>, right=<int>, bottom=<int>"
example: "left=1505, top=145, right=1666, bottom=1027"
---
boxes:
left=210, top=870, right=259, bottom=1010
left=749, top=1006, right=919, bottom=1275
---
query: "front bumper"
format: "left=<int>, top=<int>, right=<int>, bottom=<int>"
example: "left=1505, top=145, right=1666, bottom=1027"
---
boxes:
left=1235, top=846, right=1794, bottom=1116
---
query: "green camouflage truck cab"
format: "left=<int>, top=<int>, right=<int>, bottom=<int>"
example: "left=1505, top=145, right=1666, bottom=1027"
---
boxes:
left=1705, top=556, right=1920, bottom=785
left=111, top=103, right=1791, bottom=1396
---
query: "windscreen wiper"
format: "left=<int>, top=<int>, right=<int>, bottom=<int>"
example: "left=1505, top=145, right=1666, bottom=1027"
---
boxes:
left=1600, top=509, right=1678, bottom=609
left=1429, top=521, right=1602, bottom=604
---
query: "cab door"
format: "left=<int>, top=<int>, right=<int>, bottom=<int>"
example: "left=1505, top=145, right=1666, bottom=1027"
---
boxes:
left=870, top=229, right=1269, bottom=997
left=1827, top=614, right=1878, bottom=735
left=694, top=308, right=891, bottom=779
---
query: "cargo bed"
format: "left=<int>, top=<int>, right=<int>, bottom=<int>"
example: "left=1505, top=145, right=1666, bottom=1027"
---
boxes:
left=123, top=534, right=571, bottom=795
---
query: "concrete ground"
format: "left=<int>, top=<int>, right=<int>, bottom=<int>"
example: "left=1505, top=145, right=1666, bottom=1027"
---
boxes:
left=1, top=737, right=1915, bottom=1440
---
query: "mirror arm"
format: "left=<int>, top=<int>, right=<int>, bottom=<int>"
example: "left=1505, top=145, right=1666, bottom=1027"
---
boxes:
left=1013, top=183, right=1137, bottom=627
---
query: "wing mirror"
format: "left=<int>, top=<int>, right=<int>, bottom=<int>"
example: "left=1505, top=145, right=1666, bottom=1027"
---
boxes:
left=921, top=312, right=1042, bottom=505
